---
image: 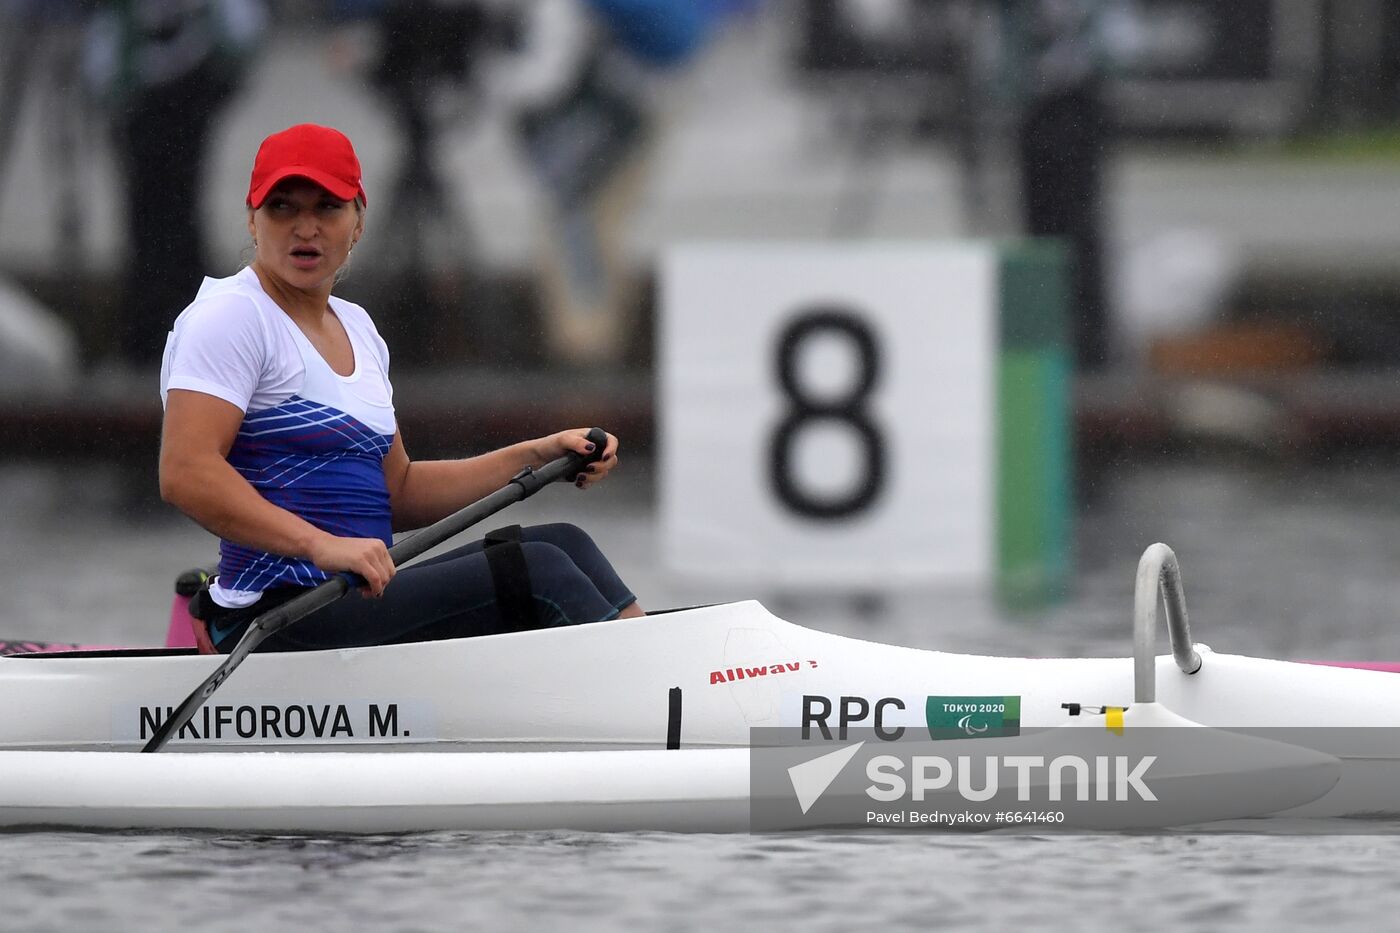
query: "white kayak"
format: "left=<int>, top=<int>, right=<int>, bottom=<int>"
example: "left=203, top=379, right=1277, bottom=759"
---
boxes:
left=0, top=543, right=1394, bottom=833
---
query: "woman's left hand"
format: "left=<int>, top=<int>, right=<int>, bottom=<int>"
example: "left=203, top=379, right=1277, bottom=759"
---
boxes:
left=540, top=428, right=620, bottom=489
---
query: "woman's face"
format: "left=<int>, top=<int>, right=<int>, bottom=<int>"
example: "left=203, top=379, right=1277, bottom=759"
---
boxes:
left=247, top=179, right=364, bottom=292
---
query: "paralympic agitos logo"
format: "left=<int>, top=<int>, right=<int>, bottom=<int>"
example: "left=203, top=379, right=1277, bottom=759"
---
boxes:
left=800, top=694, right=1021, bottom=741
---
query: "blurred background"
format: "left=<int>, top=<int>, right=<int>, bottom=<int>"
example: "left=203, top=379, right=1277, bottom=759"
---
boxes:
left=4, top=0, right=1400, bottom=653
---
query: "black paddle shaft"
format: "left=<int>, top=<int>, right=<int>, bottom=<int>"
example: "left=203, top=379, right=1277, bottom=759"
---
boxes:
left=142, top=428, right=609, bottom=753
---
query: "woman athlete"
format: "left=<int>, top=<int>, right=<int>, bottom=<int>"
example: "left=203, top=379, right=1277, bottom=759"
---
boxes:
left=158, top=123, right=642, bottom=652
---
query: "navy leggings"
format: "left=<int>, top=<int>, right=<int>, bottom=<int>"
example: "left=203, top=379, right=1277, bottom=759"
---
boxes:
left=207, top=523, right=637, bottom=652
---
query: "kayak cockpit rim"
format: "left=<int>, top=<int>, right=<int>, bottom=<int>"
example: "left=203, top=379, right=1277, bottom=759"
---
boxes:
left=6, top=647, right=201, bottom=660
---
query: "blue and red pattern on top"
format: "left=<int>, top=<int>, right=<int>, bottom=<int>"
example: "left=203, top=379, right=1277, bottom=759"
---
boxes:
left=219, top=395, right=394, bottom=593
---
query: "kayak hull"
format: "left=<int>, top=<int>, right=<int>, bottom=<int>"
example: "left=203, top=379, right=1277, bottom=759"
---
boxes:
left=1, top=600, right=1399, bottom=827
left=0, top=749, right=752, bottom=834
left=0, top=735, right=1343, bottom=835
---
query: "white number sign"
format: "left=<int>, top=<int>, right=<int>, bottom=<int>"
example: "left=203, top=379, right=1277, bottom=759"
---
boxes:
left=660, top=242, right=999, bottom=587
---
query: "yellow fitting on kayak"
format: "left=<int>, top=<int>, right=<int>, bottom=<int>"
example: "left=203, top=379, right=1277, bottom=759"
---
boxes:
left=1105, top=707, right=1125, bottom=735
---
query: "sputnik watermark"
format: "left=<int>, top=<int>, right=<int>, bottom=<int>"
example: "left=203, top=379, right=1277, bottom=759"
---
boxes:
left=787, top=742, right=867, bottom=814
left=747, top=723, right=1332, bottom=832
left=864, top=753, right=1157, bottom=804
left=867, top=809, right=1066, bottom=826
left=785, top=745, right=1155, bottom=815
left=756, top=722, right=1377, bottom=829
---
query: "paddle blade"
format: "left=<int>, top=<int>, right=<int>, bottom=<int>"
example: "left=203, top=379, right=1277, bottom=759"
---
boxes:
left=140, top=648, right=247, bottom=751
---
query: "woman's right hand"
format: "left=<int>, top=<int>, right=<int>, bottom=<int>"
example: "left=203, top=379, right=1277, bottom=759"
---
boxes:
left=306, top=534, right=396, bottom=598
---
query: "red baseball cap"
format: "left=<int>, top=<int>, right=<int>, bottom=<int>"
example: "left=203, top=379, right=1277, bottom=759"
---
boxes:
left=246, top=124, right=367, bottom=208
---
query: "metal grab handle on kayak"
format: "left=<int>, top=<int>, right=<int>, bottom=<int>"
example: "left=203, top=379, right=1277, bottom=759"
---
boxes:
left=1134, top=542, right=1203, bottom=704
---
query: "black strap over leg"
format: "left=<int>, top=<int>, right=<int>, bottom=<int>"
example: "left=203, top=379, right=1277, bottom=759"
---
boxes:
left=483, top=525, right=540, bottom=633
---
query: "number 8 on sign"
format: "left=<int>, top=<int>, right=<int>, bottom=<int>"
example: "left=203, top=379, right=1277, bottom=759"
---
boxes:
left=769, top=308, right=887, bottom=520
